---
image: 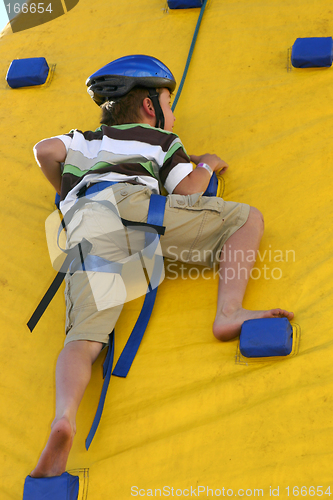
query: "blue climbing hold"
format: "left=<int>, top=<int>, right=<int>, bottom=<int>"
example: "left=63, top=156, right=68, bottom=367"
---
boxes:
left=203, top=172, right=218, bottom=197
left=168, top=0, right=203, bottom=8
left=6, top=57, right=49, bottom=88
left=291, top=37, right=333, bottom=68
left=239, top=317, right=293, bottom=358
left=23, top=472, right=79, bottom=500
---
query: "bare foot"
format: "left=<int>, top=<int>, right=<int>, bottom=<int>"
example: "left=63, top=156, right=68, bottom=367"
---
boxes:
left=213, top=307, right=294, bottom=342
left=30, top=416, right=74, bottom=478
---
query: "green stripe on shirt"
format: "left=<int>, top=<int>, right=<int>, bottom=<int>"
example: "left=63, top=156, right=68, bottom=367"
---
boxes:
left=164, top=141, right=187, bottom=164
left=62, top=162, right=112, bottom=177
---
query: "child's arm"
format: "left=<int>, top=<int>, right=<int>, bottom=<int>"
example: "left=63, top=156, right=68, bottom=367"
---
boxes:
left=34, top=138, right=67, bottom=195
left=172, top=153, right=228, bottom=195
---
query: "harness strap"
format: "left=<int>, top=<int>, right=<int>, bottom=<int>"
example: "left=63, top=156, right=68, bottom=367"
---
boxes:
left=85, top=193, right=166, bottom=449
left=27, top=238, right=92, bottom=332
left=85, top=330, right=115, bottom=450
left=69, top=254, right=123, bottom=275
left=112, top=194, right=166, bottom=377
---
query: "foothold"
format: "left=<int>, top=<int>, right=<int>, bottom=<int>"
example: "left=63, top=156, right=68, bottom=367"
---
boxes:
left=291, top=37, right=333, bottom=68
left=23, top=472, right=79, bottom=500
left=6, top=57, right=49, bottom=89
left=239, top=317, right=293, bottom=358
left=168, top=0, right=203, bottom=9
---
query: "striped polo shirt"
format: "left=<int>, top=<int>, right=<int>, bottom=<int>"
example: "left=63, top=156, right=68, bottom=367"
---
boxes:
left=56, top=123, right=193, bottom=214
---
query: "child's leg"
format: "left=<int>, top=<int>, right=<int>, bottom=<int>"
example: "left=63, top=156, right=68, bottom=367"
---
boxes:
left=213, top=207, right=294, bottom=341
left=31, top=339, right=103, bottom=478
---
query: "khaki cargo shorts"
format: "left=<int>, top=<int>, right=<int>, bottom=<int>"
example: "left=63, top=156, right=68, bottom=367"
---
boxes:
left=64, top=183, right=250, bottom=345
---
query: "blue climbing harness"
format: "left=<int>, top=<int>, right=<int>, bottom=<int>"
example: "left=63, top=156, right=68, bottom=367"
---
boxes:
left=27, top=182, right=166, bottom=449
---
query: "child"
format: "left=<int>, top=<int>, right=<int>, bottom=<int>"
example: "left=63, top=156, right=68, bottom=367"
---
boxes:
left=31, top=55, right=293, bottom=478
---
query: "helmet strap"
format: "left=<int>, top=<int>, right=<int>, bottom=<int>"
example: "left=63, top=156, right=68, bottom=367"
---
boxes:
left=148, top=89, right=165, bottom=130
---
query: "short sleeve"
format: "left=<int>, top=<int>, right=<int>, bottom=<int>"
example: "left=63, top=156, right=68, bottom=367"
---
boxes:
left=159, top=140, right=193, bottom=193
left=50, top=131, right=74, bottom=153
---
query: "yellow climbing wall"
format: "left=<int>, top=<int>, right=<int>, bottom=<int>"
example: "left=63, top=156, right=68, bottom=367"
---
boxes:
left=1, top=0, right=333, bottom=498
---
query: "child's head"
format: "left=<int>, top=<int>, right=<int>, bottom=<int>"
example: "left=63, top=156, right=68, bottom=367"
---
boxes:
left=100, top=86, right=175, bottom=131
left=100, top=86, right=152, bottom=127
left=86, top=55, right=176, bottom=131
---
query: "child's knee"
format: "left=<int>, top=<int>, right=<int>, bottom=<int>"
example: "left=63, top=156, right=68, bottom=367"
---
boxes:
left=248, top=206, right=264, bottom=231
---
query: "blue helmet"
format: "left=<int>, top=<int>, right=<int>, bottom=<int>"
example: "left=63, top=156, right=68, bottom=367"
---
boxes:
left=86, top=54, right=176, bottom=106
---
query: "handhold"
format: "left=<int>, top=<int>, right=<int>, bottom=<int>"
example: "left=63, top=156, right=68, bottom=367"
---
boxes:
left=291, top=37, right=333, bottom=68
left=6, top=57, right=49, bottom=88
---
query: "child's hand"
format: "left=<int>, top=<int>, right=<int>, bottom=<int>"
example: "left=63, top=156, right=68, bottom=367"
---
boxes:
left=189, top=154, right=229, bottom=174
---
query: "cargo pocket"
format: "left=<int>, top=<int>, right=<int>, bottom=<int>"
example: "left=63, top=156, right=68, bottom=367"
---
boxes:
left=112, top=184, right=151, bottom=223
